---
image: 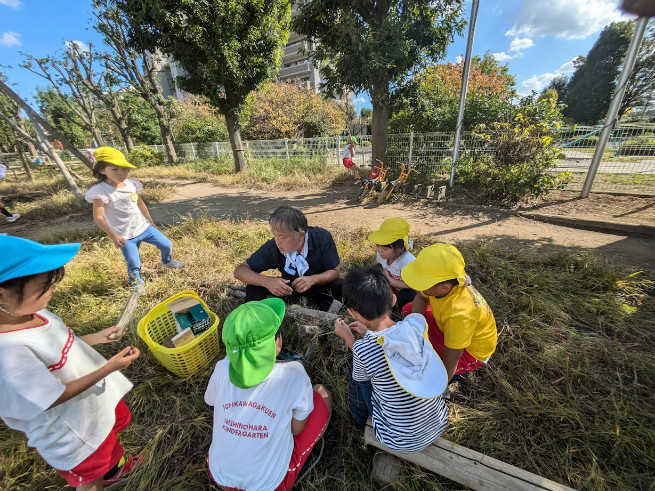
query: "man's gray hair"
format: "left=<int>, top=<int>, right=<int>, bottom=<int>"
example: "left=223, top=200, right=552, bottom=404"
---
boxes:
left=269, top=206, right=308, bottom=234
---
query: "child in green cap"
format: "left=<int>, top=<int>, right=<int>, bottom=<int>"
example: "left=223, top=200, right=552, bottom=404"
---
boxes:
left=205, top=298, right=332, bottom=490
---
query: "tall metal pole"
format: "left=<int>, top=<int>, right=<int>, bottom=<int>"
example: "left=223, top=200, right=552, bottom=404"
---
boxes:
left=449, top=0, right=480, bottom=189
left=580, top=16, right=649, bottom=198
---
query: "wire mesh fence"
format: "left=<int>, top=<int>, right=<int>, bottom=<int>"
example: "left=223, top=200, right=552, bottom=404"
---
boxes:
left=2, top=123, right=653, bottom=195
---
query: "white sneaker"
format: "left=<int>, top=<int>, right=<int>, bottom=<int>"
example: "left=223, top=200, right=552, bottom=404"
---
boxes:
left=163, top=259, right=184, bottom=269
left=6, top=213, right=20, bottom=223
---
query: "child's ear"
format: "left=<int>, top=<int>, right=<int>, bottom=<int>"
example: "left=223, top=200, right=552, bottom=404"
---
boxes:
left=346, top=307, right=358, bottom=320
left=391, top=294, right=397, bottom=308
left=275, top=333, right=283, bottom=355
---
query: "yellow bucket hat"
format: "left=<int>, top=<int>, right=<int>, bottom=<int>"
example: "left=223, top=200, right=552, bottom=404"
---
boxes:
left=368, top=217, right=411, bottom=249
left=93, top=146, right=136, bottom=168
left=401, top=243, right=467, bottom=292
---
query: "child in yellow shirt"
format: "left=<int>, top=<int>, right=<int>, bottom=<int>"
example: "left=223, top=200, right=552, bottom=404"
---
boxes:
left=401, top=243, right=497, bottom=382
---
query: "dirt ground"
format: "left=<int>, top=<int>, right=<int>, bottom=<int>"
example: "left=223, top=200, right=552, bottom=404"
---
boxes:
left=7, top=181, right=652, bottom=270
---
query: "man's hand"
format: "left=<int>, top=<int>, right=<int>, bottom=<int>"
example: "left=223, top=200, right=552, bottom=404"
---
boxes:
left=266, top=277, right=294, bottom=296
left=111, top=234, right=127, bottom=248
left=106, top=346, right=140, bottom=372
left=292, top=275, right=316, bottom=293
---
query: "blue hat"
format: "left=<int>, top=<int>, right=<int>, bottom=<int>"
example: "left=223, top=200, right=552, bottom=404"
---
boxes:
left=0, top=236, right=80, bottom=284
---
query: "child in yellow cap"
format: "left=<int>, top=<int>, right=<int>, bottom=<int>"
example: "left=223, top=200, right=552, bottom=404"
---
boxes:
left=401, top=243, right=497, bottom=382
left=85, top=147, right=184, bottom=292
left=368, top=217, right=416, bottom=309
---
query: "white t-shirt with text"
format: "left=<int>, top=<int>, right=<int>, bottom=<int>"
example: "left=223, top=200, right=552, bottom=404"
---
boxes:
left=204, top=359, right=314, bottom=491
left=376, top=250, right=416, bottom=280
left=85, top=178, right=150, bottom=239
left=0, top=310, right=133, bottom=470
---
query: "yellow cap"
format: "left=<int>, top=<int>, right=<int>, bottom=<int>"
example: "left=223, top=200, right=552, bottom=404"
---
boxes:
left=93, top=146, right=135, bottom=168
left=368, top=218, right=410, bottom=249
left=401, top=243, right=467, bottom=291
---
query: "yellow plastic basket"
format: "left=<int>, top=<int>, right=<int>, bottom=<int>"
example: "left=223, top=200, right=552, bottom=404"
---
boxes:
left=137, top=290, right=221, bottom=377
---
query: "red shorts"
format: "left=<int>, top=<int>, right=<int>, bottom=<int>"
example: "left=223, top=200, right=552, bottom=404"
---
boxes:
left=342, top=157, right=355, bottom=169
left=402, top=303, right=485, bottom=375
left=57, top=399, right=131, bottom=487
left=210, top=390, right=330, bottom=491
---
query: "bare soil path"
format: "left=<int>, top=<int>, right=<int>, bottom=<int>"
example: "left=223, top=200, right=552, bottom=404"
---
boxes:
left=9, top=182, right=654, bottom=270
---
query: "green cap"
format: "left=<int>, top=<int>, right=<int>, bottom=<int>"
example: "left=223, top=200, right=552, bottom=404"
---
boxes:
left=222, top=298, right=285, bottom=389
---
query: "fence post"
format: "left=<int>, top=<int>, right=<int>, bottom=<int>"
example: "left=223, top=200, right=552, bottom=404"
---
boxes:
left=337, top=136, right=341, bottom=166
left=214, top=141, right=220, bottom=157
left=408, top=132, right=414, bottom=165
left=191, top=142, right=197, bottom=160
left=285, top=139, right=290, bottom=163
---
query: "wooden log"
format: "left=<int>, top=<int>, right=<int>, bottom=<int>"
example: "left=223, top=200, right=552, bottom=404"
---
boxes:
left=364, top=424, right=576, bottom=491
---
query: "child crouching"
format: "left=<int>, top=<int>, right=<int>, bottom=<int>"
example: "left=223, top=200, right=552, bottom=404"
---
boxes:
left=205, top=298, right=332, bottom=490
left=334, top=266, right=449, bottom=452
left=0, top=236, right=141, bottom=490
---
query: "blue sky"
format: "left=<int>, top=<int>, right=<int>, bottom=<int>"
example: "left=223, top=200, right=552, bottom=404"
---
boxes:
left=0, top=0, right=636, bottom=111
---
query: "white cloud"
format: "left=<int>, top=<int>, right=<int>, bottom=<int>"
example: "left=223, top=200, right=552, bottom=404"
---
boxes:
left=0, top=0, right=23, bottom=9
left=455, top=55, right=463, bottom=64
left=506, top=0, right=627, bottom=39
left=0, top=31, right=20, bottom=47
left=518, top=58, right=577, bottom=95
left=492, top=51, right=514, bottom=62
left=508, top=37, right=534, bottom=52
left=65, top=40, right=90, bottom=53
left=353, top=97, right=366, bottom=104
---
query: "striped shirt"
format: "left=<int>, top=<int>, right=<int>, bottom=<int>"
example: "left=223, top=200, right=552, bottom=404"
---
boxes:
left=353, top=320, right=449, bottom=452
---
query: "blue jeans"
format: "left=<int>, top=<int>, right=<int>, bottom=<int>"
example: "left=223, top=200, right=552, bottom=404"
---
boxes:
left=349, top=363, right=374, bottom=426
left=120, top=225, right=172, bottom=284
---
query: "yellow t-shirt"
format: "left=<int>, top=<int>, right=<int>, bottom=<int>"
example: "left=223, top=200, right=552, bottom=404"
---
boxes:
left=428, top=285, right=497, bottom=361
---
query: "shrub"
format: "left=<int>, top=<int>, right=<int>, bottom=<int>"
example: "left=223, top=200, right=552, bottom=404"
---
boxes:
left=457, top=92, right=570, bottom=203
left=126, top=146, right=167, bottom=167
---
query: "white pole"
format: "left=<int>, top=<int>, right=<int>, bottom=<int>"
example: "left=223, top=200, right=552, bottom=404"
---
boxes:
left=581, top=16, right=649, bottom=198
left=449, top=0, right=480, bottom=188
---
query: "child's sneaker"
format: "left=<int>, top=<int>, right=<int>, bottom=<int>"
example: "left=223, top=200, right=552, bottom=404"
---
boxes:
left=104, top=453, right=146, bottom=488
left=6, top=213, right=20, bottom=223
left=163, top=259, right=184, bottom=269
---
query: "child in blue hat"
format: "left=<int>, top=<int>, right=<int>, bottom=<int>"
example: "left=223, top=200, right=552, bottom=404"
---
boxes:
left=0, top=236, right=142, bottom=490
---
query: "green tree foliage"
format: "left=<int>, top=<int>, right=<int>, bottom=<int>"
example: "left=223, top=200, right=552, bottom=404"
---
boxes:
left=173, top=95, right=228, bottom=144
left=457, top=91, right=570, bottom=203
left=116, top=0, right=292, bottom=172
left=124, top=93, right=161, bottom=145
left=541, top=74, right=569, bottom=107
left=34, top=88, right=92, bottom=147
left=293, top=0, right=465, bottom=164
left=390, top=52, right=516, bottom=133
left=622, top=22, right=655, bottom=120
left=564, top=21, right=634, bottom=124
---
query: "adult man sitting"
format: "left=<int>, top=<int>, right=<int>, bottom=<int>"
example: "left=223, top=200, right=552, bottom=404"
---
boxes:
left=234, top=206, right=342, bottom=311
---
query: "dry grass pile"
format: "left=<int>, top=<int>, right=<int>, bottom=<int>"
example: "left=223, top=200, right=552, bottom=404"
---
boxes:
left=1, top=216, right=653, bottom=490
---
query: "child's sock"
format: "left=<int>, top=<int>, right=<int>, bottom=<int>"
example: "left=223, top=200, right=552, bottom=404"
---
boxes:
left=104, top=455, right=127, bottom=479
left=0, top=207, right=12, bottom=217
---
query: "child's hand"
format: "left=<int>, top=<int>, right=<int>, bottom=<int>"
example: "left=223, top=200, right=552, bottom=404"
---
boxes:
left=106, top=346, right=140, bottom=372
left=81, top=326, right=123, bottom=346
left=334, top=318, right=352, bottom=339
left=348, top=321, right=367, bottom=337
left=111, top=234, right=127, bottom=248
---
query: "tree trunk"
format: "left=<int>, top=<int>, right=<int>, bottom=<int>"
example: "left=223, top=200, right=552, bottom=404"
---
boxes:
left=15, top=143, right=33, bottom=180
left=224, top=111, right=247, bottom=172
left=370, top=77, right=390, bottom=165
left=91, top=126, right=106, bottom=147
left=0, top=79, right=95, bottom=170
left=107, top=101, right=134, bottom=152
left=31, top=117, right=84, bottom=201
left=152, top=102, right=177, bottom=163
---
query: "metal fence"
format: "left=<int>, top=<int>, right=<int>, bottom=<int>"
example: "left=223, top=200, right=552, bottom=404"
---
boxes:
left=2, top=123, right=653, bottom=195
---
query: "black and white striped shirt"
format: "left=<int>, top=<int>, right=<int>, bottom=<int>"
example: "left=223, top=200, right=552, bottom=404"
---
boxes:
left=353, top=320, right=449, bottom=452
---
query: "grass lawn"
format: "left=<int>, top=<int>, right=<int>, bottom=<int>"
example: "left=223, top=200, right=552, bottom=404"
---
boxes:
left=1, top=213, right=653, bottom=491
